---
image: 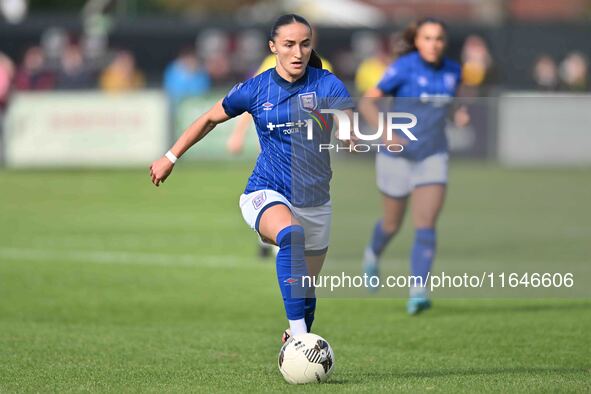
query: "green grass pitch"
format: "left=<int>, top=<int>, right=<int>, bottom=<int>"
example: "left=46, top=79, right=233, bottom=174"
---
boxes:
left=0, top=160, right=589, bottom=392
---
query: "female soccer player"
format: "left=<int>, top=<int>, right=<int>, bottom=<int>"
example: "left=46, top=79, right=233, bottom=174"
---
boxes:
left=360, top=18, right=467, bottom=314
left=150, top=14, right=353, bottom=339
left=225, top=33, right=334, bottom=261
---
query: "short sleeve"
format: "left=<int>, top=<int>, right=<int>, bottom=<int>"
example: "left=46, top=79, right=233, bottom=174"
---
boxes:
left=222, top=81, right=251, bottom=118
left=377, top=61, right=405, bottom=94
left=326, top=74, right=354, bottom=110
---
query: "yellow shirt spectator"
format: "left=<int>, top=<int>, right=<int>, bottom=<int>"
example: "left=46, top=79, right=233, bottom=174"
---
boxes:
left=355, top=56, right=388, bottom=95
left=99, top=51, right=145, bottom=92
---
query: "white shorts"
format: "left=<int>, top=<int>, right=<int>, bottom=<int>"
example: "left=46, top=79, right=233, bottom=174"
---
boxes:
left=376, top=152, right=448, bottom=198
left=239, top=189, right=332, bottom=255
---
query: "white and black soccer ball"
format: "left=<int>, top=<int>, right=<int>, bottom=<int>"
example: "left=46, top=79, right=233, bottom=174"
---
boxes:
left=278, top=333, right=335, bottom=384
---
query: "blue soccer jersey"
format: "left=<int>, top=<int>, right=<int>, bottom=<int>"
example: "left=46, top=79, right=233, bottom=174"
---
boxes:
left=377, top=51, right=461, bottom=161
left=222, top=66, right=353, bottom=207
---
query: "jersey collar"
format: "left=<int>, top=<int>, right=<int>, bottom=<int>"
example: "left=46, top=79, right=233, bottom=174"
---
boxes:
left=271, top=67, right=309, bottom=92
left=415, top=51, right=445, bottom=70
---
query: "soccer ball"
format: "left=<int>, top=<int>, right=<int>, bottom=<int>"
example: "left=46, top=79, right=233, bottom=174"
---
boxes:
left=278, top=333, right=335, bottom=384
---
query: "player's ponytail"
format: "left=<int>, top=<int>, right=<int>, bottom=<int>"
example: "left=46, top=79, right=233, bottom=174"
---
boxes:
left=309, top=49, right=323, bottom=69
left=401, top=17, right=448, bottom=55
left=269, top=13, right=323, bottom=69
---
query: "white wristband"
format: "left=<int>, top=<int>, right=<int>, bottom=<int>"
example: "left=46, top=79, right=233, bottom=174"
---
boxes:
left=165, top=150, right=177, bottom=164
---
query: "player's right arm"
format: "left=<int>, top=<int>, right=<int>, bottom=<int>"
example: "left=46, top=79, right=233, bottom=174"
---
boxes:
left=150, top=100, right=230, bottom=187
left=151, top=78, right=253, bottom=186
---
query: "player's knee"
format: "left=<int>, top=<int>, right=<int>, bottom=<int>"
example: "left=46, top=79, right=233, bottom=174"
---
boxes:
left=413, top=212, right=437, bottom=228
left=277, top=225, right=306, bottom=249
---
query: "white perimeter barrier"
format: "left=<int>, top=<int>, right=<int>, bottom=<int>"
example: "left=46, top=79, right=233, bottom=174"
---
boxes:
left=3, top=91, right=168, bottom=167
left=497, top=93, right=591, bottom=166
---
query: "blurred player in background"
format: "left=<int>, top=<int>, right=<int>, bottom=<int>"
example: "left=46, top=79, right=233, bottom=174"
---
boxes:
left=226, top=29, right=334, bottom=260
left=359, top=18, right=468, bottom=314
left=150, top=14, right=353, bottom=340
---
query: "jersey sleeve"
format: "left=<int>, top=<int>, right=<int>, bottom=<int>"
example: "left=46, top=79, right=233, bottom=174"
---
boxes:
left=377, top=60, right=406, bottom=94
left=326, top=74, right=354, bottom=110
left=222, top=81, right=252, bottom=118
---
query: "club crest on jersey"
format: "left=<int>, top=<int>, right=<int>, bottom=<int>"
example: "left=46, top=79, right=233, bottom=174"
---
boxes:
left=252, top=191, right=267, bottom=210
left=444, top=73, right=457, bottom=90
left=262, top=102, right=274, bottom=111
left=298, top=92, right=318, bottom=113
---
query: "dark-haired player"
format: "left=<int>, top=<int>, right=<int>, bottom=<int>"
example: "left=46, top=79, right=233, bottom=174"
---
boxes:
left=150, top=14, right=353, bottom=339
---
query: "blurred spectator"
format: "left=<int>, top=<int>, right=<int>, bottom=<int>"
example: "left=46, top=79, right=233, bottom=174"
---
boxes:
left=233, top=29, right=266, bottom=79
left=41, top=27, right=68, bottom=71
left=56, top=44, right=95, bottom=90
left=354, top=47, right=388, bottom=95
left=204, top=52, right=232, bottom=84
left=99, top=50, right=145, bottom=92
left=352, top=31, right=386, bottom=94
left=164, top=47, right=210, bottom=104
left=354, top=32, right=407, bottom=95
left=198, top=29, right=232, bottom=83
left=532, top=55, right=559, bottom=91
left=461, top=35, right=493, bottom=91
left=0, top=52, right=14, bottom=110
left=14, top=46, right=55, bottom=91
left=0, top=52, right=14, bottom=163
left=559, top=51, right=588, bottom=92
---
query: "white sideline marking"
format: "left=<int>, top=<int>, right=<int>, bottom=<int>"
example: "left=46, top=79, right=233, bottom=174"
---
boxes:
left=0, top=247, right=255, bottom=268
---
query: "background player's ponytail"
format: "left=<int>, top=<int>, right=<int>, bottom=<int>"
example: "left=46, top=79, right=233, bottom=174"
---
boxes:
left=269, top=13, right=323, bottom=69
left=400, top=17, right=448, bottom=56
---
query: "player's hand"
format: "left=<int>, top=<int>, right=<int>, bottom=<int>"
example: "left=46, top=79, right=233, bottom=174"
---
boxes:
left=454, top=105, right=470, bottom=128
left=334, top=130, right=358, bottom=151
left=149, top=156, right=174, bottom=187
left=226, top=133, right=244, bottom=155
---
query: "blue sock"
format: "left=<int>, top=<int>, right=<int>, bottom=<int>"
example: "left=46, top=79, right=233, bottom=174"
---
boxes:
left=276, top=225, right=308, bottom=321
left=304, top=293, right=316, bottom=332
left=410, top=228, right=436, bottom=286
left=370, top=219, right=395, bottom=257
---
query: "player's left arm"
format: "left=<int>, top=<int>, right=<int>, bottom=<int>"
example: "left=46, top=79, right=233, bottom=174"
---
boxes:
left=450, top=64, right=470, bottom=128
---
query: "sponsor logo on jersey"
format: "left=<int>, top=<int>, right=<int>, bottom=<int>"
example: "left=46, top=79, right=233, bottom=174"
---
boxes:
left=262, top=102, right=274, bottom=111
left=444, top=73, right=457, bottom=90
